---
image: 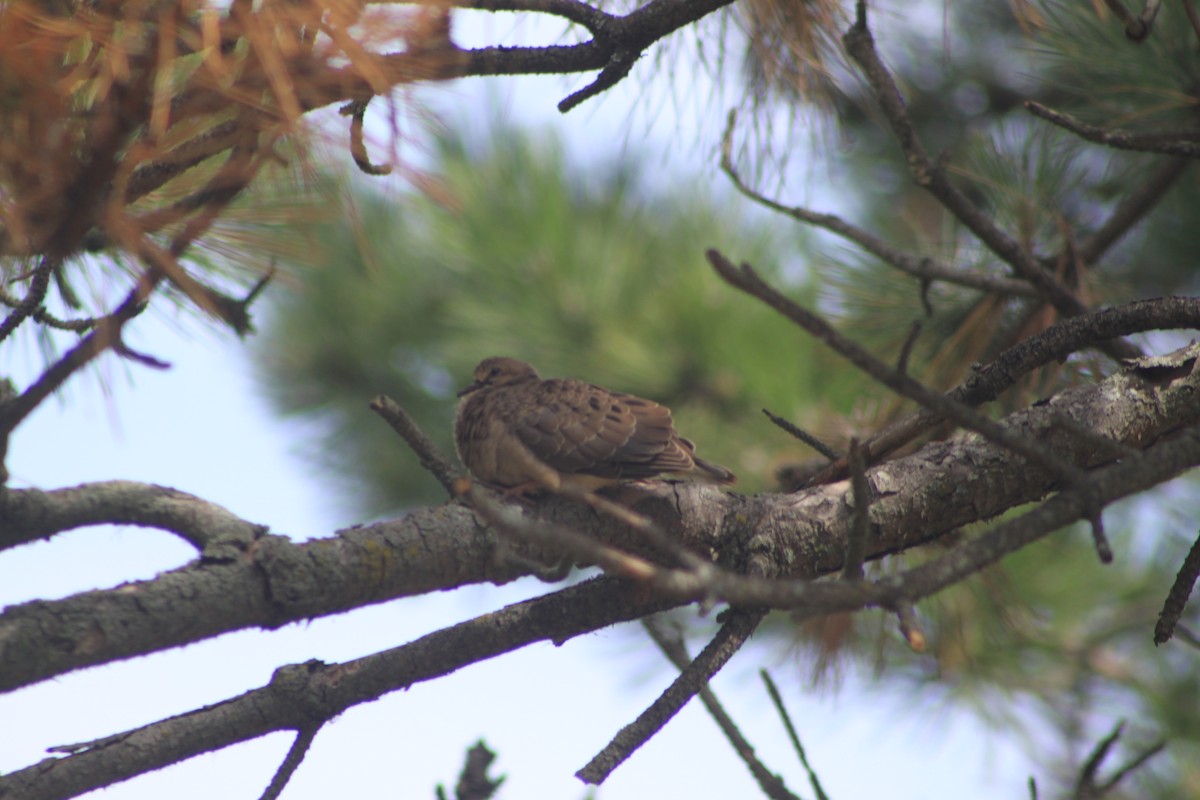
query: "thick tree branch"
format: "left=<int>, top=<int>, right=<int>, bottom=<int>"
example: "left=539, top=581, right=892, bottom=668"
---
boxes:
left=0, top=576, right=676, bottom=800
left=4, top=339, right=1199, bottom=694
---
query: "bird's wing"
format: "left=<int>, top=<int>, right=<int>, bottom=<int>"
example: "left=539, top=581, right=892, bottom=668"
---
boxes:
left=512, top=379, right=695, bottom=479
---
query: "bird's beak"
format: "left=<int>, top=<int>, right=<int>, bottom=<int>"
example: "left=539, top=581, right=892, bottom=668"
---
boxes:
left=456, top=381, right=483, bottom=398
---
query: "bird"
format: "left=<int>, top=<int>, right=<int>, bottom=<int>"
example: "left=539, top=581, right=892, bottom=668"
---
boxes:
left=454, top=356, right=736, bottom=494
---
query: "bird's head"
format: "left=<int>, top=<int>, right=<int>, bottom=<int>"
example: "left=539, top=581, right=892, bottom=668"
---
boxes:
left=457, top=357, right=540, bottom=397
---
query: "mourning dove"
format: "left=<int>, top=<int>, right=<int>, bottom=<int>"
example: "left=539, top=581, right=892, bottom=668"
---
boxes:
left=454, top=356, right=736, bottom=493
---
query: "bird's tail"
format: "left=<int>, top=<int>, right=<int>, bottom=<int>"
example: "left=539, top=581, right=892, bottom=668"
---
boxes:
left=694, top=456, right=736, bottom=485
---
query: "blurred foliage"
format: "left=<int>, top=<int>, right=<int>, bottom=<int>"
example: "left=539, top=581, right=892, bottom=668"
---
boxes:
left=253, top=125, right=863, bottom=515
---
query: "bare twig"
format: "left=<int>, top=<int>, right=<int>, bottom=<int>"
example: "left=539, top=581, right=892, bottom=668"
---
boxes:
left=842, top=438, right=870, bottom=581
left=451, top=741, right=505, bottom=800
left=809, top=296, right=1200, bottom=485
left=760, top=670, right=831, bottom=800
left=720, top=112, right=1037, bottom=298
left=1154, top=529, right=1200, bottom=645
left=258, top=725, right=322, bottom=800
left=461, top=482, right=663, bottom=581
left=559, top=50, right=638, bottom=112
left=0, top=270, right=161, bottom=441
left=708, top=250, right=1090, bottom=490
left=841, top=3, right=1139, bottom=361
left=467, top=0, right=615, bottom=32
left=1099, top=0, right=1162, bottom=40
left=577, top=607, right=767, bottom=785
left=341, top=99, right=392, bottom=176
left=1072, top=721, right=1163, bottom=800
left=1025, top=102, right=1200, bottom=157
left=466, top=0, right=737, bottom=113
left=893, top=600, right=926, bottom=651
left=644, top=619, right=801, bottom=800
left=370, top=395, right=460, bottom=495
left=1097, top=739, right=1166, bottom=795
left=896, top=321, right=922, bottom=375
left=0, top=257, right=58, bottom=343
left=1075, top=156, right=1189, bottom=266
left=762, top=408, right=840, bottom=461
left=1185, top=0, right=1200, bottom=42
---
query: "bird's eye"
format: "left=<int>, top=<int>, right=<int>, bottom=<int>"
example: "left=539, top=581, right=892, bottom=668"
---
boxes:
left=488, top=367, right=501, bottom=378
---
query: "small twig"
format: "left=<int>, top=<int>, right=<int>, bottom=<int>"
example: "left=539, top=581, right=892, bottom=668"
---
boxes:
left=1176, top=624, right=1200, bottom=648
left=1100, top=0, right=1161, bottom=40
left=0, top=256, right=58, bottom=343
left=258, top=725, right=321, bottom=800
left=644, top=619, right=801, bottom=800
left=1025, top=102, right=1200, bottom=158
left=1088, top=511, right=1114, bottom=565
left=1097, top=739, right=1166, bottom=795
left=558, top=50, right=637, bottom=113
left=370, top=395, right=460, bottom=495
left=452, top=740, right=505, bottom=800
left=1029, top=776, right=1039, bottom=800
left=842, top=4, right=1139, bottom=360
left=896, top=320, right=922, bottom=376
left=340, top=99, right=392, bottom=176
left=760, top=670, right=831, bottom=800
left=1075, top=721, right=1125, bottom=799
left=762, top=408, right=840, bottom=461
left=808, top=296, right=1200, bottom=485
left=1154, top=529, right=1200, bottom=645
left=0, top=270, right=161, bottom=440
left=460, top=482, right=662, bottom=580
left=893, top=600, right=926, bottom=651
left=467, top=0, right=615, bottom=32
left=708, top=250, right=1091, bottom=491
left=577, top=607, right=767, bottom=785
left=1076, top=156, right=1189, bottom=267
left=842, top=438, right=870, bottom=581
left=720, top=111, right=1037, bottom=299
left=1185, top=0, right=1200, bottom=42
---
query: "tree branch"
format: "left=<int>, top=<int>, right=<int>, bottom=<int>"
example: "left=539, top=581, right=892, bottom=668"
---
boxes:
left=840, top=3, right=1139, bottom=360
left=643, top=618, right=801, bottom=800
left=0, top=480, right=266, bottom=553
left=4, top=338, right=1199, bottom=694
left=370, top=395, right=461, bottom=495
left=809, top=295, right=1200, bottom=483
left=720, top=112, right=1038, bottom=298
left=0, top=576, right=676, bottom=800
left=577, top=607, right=766, bottom=785
left=1025, top=102, right=1200, bottom=158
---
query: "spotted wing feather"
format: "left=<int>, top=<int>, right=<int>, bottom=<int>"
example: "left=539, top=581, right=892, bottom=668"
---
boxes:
left=511, top=379, right=695, bottom=479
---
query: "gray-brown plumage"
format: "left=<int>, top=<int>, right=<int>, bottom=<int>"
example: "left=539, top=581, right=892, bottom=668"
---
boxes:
left=454, top=357, right=736, bottom=492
